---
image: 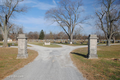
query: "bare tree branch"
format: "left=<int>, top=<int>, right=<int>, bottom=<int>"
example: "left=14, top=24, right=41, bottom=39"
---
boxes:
left=96, top=0, right=120, bottom=46
left=0, top=23, right=4, bottom=35
left=0, top=0, right=27, bottom=47
left=45, top=0, right=87, bottom=43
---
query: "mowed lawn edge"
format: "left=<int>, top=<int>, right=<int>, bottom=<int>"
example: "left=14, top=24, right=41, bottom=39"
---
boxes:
left=0, top=48, right=38, bottom=80
left=70, top=45, right=120, bottom=80
left=29, top=42, right=62, bottom=48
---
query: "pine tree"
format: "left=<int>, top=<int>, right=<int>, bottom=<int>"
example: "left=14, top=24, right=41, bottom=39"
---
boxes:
left=39, top=30, right=45, bottom=39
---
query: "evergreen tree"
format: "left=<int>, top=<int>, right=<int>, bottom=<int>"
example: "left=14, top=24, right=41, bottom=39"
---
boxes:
left=39, top=30, right=45, bottom=39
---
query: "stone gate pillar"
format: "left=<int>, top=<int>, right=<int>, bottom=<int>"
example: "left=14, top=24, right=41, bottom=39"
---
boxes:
left=17, top=34, right=28, bottom=59
left=87, top=35, right=98, bottom=59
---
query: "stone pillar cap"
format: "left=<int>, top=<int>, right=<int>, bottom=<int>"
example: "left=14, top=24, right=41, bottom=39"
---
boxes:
left=89, top=34, right=98, bottom=39
left=17, top=34, right=27, bottom=39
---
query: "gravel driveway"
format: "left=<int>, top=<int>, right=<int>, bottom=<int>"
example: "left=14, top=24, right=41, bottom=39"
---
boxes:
left=4, top=44, right=87, bottom=80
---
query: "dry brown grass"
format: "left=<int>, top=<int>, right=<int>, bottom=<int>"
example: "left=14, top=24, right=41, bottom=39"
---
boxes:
left=0, top=48, right=38, bottom=80
left=70, top=45, right=120, bottom=80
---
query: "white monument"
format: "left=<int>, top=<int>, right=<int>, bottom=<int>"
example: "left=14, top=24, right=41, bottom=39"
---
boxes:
left=70, top=42, right=72, bottom=44
left=44, top=42, right=50, bottom=45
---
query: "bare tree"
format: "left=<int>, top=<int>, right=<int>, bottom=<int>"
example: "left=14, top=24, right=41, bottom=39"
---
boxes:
left=18, top=27, right=24, bottom=34
left=114, top=33, right=120, bottom=40
left=0, top=0, right=26, bottom=47
left=28, top=32, right=34, bottom=39
left=0, top=31, right=3, bottom=41
left=95, top=30, right=105, bottom=42
left=49, top=31, right=54, bottom=39
left=45, top=0, right=87, bottom=44
left=58, top=32, right=66, bottom=39
left=73, top=27, right=82, bottom=39
left=27, top=31, right=39, bottom=39
left=33, top=31, right=39, bottom=39
left=9, top=25, right=24, bottom=40
left=96, top=0, right=120, bottom=46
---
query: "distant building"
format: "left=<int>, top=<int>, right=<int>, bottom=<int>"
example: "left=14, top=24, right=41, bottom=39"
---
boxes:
left=3, top=38, right=12, bottom=42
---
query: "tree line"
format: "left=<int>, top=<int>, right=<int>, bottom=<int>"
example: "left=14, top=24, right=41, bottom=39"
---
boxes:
left=0, top=28, right=89, bottom=40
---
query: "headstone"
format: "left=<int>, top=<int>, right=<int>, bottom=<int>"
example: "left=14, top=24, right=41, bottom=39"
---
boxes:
left=112, top=40, right=114, bottom=43
left=74, top=42, right=76, bottom=44
left=17, top=34, right=28, bottom=59
left=73, top=41, right=74, bottom=44
left=68, top=39, right=70, bottom=44
left=97, top=39, right=99, bottom=42
left=65, top=41, right=67, bottom=44
left=12, top=43, right=14, bottom=46
left=70, top=42, right=72, bottom=44
left=8, top=44, right=10, bottom=47
left=87, top=35, right=98, bottom=59
left=80, top=42, right=83, bottom=44
left=44, top=42, right=50, bottom=45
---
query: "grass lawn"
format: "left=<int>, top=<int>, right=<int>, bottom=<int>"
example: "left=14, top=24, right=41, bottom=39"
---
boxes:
left=70, top=45, right=120, bottom=80
left=63, top=43, right=87, bottom=46
left=0, top=48, right=38, bottom=80
left=57, top=42, right=87, bottom=46
left=27, top=45, right=32, bottom=47
left=29, top=42, right=62, bottom=48
left=0, top=42, right=32, bottom=47
left=0, top=43, right=18, bottom=46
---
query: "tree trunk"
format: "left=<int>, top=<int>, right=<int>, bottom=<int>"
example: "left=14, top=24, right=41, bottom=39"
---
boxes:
left=106, top=39, right=111, bottom=46
left=113, top=37, right=115, bottom=43
left=3, top=29, right=8, bottom=47
left=70, top=34, right=73, bottom=44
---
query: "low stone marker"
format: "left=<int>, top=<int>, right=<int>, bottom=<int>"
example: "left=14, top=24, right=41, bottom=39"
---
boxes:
left=68, top=40, right=70, bottom=44
left=44, top=42, right=50, bottom=45
left=12, top=43, right=14, bottom=46
left=87, top=35, right=98, bottom=59
left=17, top=34, right=28, bottom=59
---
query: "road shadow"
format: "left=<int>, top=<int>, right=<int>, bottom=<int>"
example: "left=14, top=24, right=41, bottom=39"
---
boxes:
left=71, top=52, right=88, bottom=58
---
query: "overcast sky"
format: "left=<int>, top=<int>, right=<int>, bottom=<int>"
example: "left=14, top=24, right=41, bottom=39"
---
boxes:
left=10, top=0, right=98, bottom=35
